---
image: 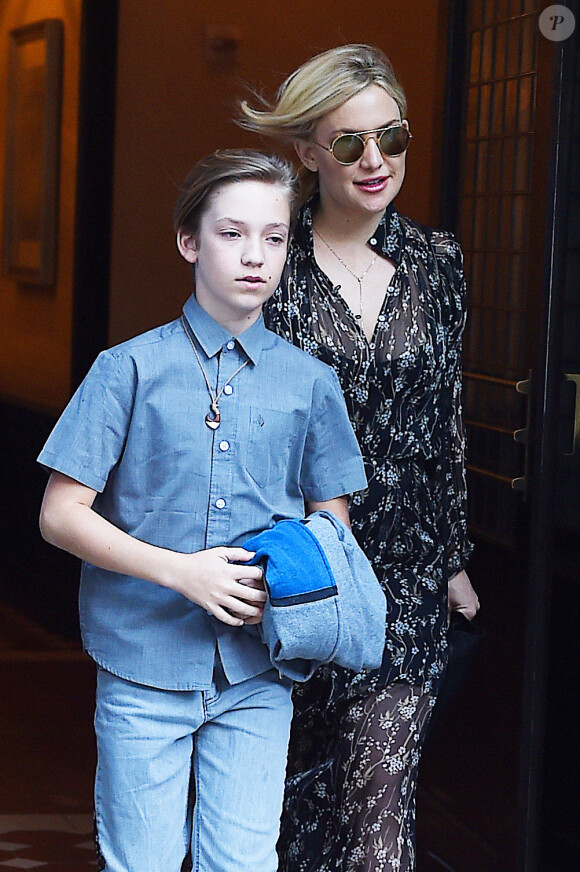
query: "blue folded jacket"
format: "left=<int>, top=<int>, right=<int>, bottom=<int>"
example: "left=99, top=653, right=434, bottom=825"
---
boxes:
left=243, top=511, right=387, bottom=681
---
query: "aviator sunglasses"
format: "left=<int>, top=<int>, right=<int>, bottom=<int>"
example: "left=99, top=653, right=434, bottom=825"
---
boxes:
left=314, top=123, right=411, bottom=165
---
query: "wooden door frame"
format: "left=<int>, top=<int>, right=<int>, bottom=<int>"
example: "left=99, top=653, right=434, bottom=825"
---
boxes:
left=440, top=2, right=576, bottom=869
left=517, top=4, right=578, bottom=867
left=71, top=0, right=119, bottom=389
left=439, top=0, right=468, bottom=233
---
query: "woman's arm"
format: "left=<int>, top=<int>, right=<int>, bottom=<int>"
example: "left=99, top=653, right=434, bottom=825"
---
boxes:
left=39, top=471, right=266, bottom=626
left=435, top=235, right=475, bottom=579
left=433, top=234, right=479, bottom=620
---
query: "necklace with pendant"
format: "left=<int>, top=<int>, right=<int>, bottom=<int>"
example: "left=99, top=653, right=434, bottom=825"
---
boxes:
left=314, top=227, right=378, bottom=322
left=181, top=316, right=249, bottom=429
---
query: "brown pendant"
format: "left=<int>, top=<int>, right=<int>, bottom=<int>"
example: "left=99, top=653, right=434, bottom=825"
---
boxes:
left=205, top=404, right=221, bottom=430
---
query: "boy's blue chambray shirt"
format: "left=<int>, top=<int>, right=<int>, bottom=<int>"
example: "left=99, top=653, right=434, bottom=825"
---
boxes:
left=38, top=295, right=367, bottom=690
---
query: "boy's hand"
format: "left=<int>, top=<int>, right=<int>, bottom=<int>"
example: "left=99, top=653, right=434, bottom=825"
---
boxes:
left=167, top=547, right=266, bottom=627
left=229, top=577, right=267, bottom=625
left=38, top=473, right=266, bottom=627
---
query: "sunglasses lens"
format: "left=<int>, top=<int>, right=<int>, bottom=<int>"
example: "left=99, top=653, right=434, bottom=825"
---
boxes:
left=331, top=134, right=365, bottom=164
left=379, top=126, right=410, bottom=156
left=329, top=127, right=410, bottom=163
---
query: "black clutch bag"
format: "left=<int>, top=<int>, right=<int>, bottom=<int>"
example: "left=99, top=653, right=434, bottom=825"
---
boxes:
left=426, top=612, right=485, bottom=740
left=446, top=611, right=485, bottom=676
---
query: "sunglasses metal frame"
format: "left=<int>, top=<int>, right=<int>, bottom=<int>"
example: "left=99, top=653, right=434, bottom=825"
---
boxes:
left=313, top=123, right=412, bottom=165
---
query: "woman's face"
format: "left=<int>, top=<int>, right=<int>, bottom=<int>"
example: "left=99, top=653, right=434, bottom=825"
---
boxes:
left=296, top=84, right=408, bottom=220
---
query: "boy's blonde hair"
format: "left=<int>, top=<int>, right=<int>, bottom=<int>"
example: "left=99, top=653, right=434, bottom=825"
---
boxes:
left=174, top=148, right=299, bottom=236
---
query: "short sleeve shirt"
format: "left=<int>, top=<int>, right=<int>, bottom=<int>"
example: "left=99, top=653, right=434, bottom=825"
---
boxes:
left=38, top=295, right=366, bottom=689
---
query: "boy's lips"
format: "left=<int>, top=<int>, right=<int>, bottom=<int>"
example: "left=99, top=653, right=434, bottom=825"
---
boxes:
left=237, top=276, right=267, bottom=286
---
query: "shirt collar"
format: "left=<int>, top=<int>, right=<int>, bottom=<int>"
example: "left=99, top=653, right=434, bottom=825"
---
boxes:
left=297, top=197, right=405, bottom=266
left=182, top=294, right=266, bottom=365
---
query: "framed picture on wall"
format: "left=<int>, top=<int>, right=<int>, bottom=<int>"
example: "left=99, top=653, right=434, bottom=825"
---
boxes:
left=2, top=19, right=63, bottom=286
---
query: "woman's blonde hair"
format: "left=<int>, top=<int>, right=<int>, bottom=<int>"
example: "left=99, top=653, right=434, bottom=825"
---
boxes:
left=239, top=44, right=406, bottom=140
left=238, top=45, right=407, bottom=201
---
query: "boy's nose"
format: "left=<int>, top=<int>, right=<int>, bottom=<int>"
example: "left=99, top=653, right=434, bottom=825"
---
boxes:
left=241, top=240, right=265, bottom=265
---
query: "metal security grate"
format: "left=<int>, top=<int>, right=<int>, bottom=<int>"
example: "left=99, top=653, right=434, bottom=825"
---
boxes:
left=459, top=0, right=540, bottom=546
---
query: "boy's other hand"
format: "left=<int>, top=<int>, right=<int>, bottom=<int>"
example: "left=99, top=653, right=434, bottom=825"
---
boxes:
left=166, top=547, right=266, bottom=627
left=230, top=576, right=266, bottom=625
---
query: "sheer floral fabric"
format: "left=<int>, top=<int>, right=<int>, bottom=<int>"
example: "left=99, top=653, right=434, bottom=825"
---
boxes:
left=265, top=200, right=473, bottom=871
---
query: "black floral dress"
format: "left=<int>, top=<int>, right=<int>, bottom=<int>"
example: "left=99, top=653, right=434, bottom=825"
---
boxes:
left=265, top=200, right=473, bottom=872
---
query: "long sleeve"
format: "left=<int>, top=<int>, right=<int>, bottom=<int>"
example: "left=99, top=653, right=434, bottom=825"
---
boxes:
left=434, top=232, right=474, bottom=577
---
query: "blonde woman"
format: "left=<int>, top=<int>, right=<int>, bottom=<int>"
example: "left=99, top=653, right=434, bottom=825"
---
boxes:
left=239, top=45, right=479, bottom=872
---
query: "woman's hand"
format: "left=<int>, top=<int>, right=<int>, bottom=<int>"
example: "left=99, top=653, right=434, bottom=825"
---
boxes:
left=448, top=569, right=480, bottom=622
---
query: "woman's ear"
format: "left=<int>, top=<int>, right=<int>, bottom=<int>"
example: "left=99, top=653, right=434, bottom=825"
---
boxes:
left=176, top=230, right=198, bottom=263
left=294, top=139, right=319, bottom=173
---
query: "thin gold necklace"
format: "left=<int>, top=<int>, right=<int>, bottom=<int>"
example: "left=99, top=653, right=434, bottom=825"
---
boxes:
left=181, top=316, right=249, bottom=430
left=314, top=227, right=378, bottom=321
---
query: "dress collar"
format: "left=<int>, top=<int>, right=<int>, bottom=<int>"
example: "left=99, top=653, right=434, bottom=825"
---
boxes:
left=181, top=294, right=265, bottom=364
left=296, top=197, right=405, bottom=266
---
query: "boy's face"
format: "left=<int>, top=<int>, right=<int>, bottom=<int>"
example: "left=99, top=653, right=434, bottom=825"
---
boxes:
left=177, top=180, right=290, bottom=333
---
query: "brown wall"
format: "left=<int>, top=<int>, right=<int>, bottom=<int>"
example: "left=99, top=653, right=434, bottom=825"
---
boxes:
left=110, top=0, right=450, bottom=344
left=0, top=0, right=81, bottom=412
left=0, top=1, right=450, bottom=410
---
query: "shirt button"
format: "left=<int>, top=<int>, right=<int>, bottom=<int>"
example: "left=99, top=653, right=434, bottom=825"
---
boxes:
left=219, top=440, right=230, bottom=452
left=223, top=385, right=233, bottom=395
left=370, top=238, right=377, bottom=245
left=226, top=340, right=235, bottom=350
left=215, top=498, right=227, bottom=509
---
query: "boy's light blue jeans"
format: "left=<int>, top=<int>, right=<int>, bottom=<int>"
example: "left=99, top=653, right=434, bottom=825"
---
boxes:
left=94, top=662, right=293, bottom=872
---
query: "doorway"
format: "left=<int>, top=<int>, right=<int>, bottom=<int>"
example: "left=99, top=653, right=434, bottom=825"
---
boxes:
left=417, top=2, right=580, bottom=870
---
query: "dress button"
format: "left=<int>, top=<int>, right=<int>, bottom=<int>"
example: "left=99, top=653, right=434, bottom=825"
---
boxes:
left=219, top=440, right=230, bottom=452
left=215, top=498, right=227, bottom=509
left=370, top=238, right=377, bottom=245
left=223, top=385, right=233, bottom=395
left=226, top=340, right=235, bottom=350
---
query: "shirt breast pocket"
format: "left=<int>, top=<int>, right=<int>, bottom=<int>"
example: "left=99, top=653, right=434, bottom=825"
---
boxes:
left=243, top=405, right=304, bottom=488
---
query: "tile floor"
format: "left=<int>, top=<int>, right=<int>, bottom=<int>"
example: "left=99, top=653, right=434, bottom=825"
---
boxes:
left=0, top=816, right=94, bottom=870
left=0, top=602, right=97, bottom=870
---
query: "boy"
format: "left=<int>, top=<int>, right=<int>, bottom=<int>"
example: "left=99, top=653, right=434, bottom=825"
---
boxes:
left=38, top=150, right=366, bottom=872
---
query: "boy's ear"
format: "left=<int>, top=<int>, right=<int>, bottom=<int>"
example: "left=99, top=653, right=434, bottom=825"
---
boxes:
left=294, top=139, right=319, bottom=173
left=177, top=230, right=198, bottom=263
